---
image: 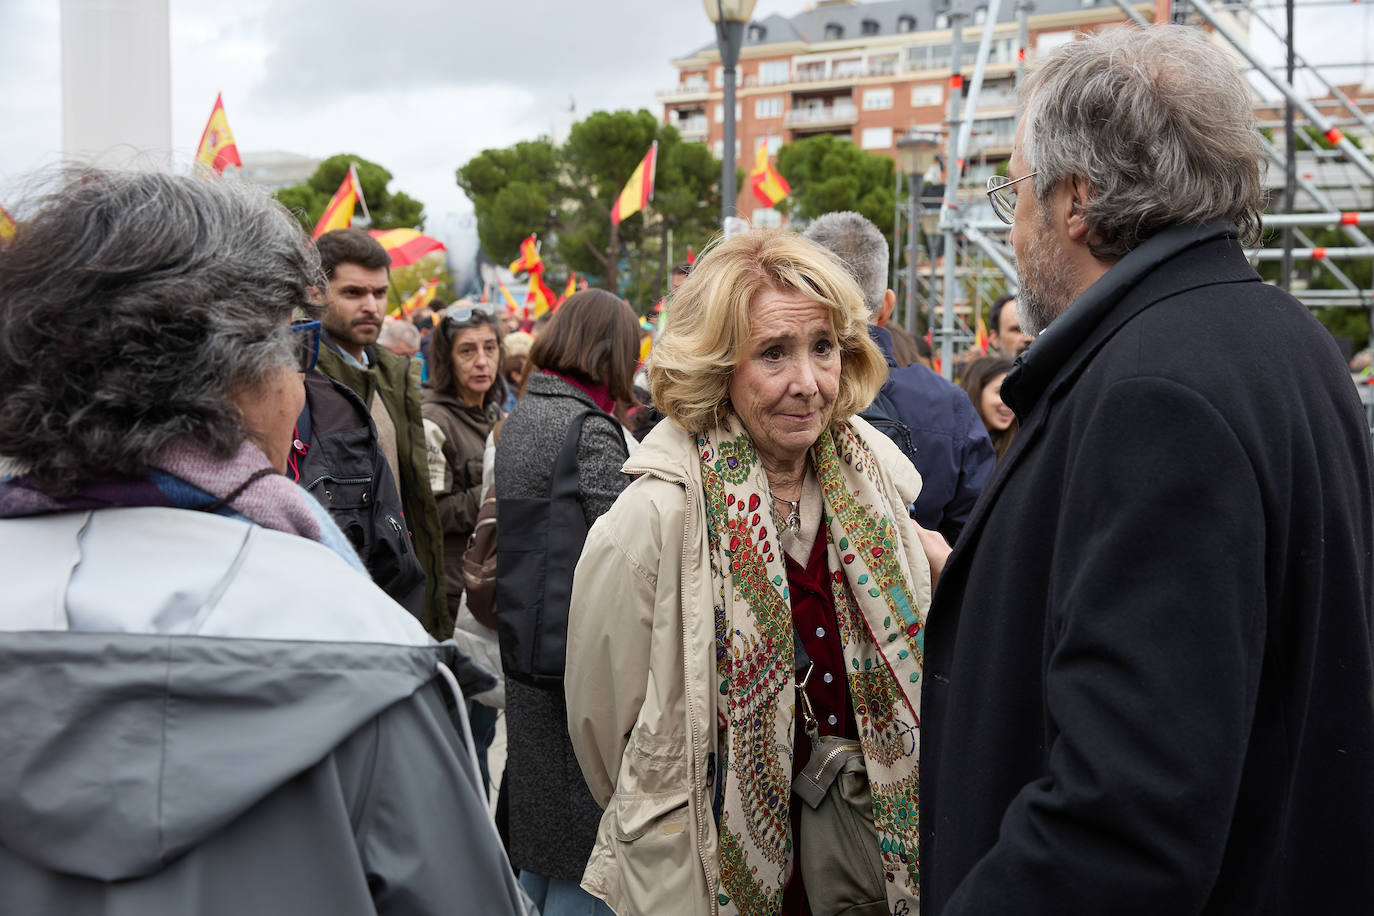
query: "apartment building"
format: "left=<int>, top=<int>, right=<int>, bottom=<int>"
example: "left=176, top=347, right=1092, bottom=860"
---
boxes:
left=660, top=0, right=1155, bottom=220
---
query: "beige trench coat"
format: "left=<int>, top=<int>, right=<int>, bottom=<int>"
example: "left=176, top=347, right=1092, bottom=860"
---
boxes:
left=566, top=418, right=927, bottom=916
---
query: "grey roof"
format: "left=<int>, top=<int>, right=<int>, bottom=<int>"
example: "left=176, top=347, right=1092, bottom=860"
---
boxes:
left=681, top=0, right=1097, bottom=58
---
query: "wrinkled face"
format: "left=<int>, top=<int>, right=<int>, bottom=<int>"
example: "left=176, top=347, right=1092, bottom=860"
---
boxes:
left=994, top=302, right=1033, bottom=356
left=728, top=288, right=841, bottom=471
left=234, top=362, right=305, bottom=473
left=979, top=372, right=1014, bottom=432
left=322, top=262, right=388, bottom=356
left=1008, top=122, right=1077, bottom=338
left=451, top=324, right=499, bottom=406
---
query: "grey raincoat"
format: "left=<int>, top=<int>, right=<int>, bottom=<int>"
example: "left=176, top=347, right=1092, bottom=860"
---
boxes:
left=0, top=504, right=533, bottom=916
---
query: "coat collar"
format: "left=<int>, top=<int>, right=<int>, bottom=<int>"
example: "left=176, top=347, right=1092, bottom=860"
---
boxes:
left=1000, top=219, right=1242, bottom=417
left=936, top=221, right=1258, bottom=598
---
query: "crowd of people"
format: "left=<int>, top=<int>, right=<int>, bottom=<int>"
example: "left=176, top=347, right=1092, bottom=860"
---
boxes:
left=1, top=23, right=1372, bottom=916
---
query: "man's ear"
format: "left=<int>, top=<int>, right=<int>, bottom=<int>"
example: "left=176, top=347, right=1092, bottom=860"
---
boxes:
left=876, top=289, right=896, bottom=327
left=1066, top=175, right=1093, bottom=241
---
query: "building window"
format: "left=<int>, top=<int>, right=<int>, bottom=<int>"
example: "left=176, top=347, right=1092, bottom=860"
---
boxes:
left=834, top=57, right=864, bottom=78
left=824, top=22, right=843, bottom=40
left=908, top=44, right=953, bottom=71
left=713, top=140, right=741, bottom=160
left=871, top=53, right=898, bottom=75
left=748, top=22, right=767, bottom=42
left=753, top=208, right=783, bottom=228
left=755, top=134, right=783, bottom=155
left=759, top=60, right=789, bottom=85
left=861, top=126, right=894, bottom=150
left=911, top=84, right=943, bottom=107
left=715, top=103, right=742, bottom=123
left=714, top=66, right=742, bottom=88
left=861, top=18, right=880, bottom=36
left=863, top=88, right=893, bottom=111
left=934, top=12, right=949, bottom=28
left=755, top=96, right=783, bottom=118
left=898, top=14, right=916, bottom=32
left=973, top=6, right=988, bottom=25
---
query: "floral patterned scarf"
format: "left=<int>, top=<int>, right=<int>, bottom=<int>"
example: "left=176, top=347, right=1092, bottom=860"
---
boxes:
left=698, top=414, right=927, bottom=916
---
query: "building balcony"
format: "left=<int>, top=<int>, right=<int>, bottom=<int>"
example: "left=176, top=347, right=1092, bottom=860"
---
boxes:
left=677, top=120, right=710, bottom=142
left=657, top=80, right=710, bottom=102
left=784, top=102, right=859, bottom=129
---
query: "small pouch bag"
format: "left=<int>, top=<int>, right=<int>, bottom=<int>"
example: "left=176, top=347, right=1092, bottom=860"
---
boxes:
left=791, top=662, right=889, bottom=916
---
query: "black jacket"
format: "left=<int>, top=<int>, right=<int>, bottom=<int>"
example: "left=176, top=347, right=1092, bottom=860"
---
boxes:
left=920, top=223, right=1374, bottom=915
left=294, top=371, right=426, bottom=618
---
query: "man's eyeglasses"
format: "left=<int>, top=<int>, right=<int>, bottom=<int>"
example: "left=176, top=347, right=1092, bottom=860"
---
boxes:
left=986, top=172, right=1036, bottom=225
left=290, top=319, right=321, bottom=373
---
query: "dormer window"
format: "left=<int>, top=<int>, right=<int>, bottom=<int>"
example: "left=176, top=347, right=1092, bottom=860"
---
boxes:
left=861, top=18, right=880, bottom=36
left=748, top=22, right=767, bottom=42
left=935, top=12, right=949, bottom=28
left=824, top=22, right=843, bottom=40
left=897, top=14, right=916, bottom=32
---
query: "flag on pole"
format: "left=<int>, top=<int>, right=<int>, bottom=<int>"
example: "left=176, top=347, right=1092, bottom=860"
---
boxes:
left=527, top=273, right=558, bottom=319
left=393, top=276, right=440, bottom=317
left=560, top=273, right=577, bottom=304
left=0, top=204, right=16, bottom=247
left=369, top=228, right=445, bottom=268
left=313, top=165, right=365, bottom=239
left=508, top=235, right=543, bottom=275
left=750, top=141, right=790, bottom=208
left=498, top=281, right=521, bottom=314
left=195, top=93, right=242, bottom=174
left=974, top=309, right=989, bottom=354
left=610, top=141, right=658, bottom=224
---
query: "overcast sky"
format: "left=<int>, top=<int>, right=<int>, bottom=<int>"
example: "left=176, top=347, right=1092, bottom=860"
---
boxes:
left=1, top=0, right=1370, bottom=226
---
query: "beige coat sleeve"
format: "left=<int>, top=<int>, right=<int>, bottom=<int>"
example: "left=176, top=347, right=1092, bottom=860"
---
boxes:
left=566, top=508, right=659, bottom=808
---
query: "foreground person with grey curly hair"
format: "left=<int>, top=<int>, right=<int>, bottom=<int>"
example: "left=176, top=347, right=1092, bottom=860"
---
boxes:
left=920, top=24, right=1374, bottom=915
left=0, top=171, right=532, bottom=915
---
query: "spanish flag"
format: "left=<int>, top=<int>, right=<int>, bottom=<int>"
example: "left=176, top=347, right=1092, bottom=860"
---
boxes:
left=528, top=273, right=558, bottom=319
left=749, top=141, right=790, bottom=208
left=561, top=272, right=577, bottom=304
left=370, top=228, right=445, bottom=268
left=974, top=309, right=989, bottom=354
left=0, top=204, right=16, bottom=247
left=610, top=141, right=658, bottom=224
left=508, top=234, right=543, bottom=275
left=313, top=165, right=363, bottom=239
left=195, top=93, right=242, bottom=175
left=393, top=276, right=440, bottom=317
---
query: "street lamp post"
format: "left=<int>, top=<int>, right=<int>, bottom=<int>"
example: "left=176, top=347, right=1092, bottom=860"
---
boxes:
left=703, top=0, right=758, bottom=228
left=895, top=132, right=943, bottom=335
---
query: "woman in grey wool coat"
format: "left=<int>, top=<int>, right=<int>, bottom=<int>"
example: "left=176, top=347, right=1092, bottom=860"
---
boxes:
left=493, top=289, right=641, bottom=915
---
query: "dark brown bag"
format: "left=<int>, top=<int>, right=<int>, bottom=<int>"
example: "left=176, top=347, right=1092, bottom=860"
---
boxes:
left=461, top=495, right=499, bottom=629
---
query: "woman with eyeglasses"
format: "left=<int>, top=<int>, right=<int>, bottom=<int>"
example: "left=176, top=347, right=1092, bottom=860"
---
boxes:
left=0, top=170, right=532, bottom=915
left=421, top=302, right=506, bottom=612
left=494, top=289, right=641, bottom=916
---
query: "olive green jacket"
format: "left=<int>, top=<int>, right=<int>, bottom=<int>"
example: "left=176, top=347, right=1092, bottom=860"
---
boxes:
left=316, top=341, right=450, bottom=637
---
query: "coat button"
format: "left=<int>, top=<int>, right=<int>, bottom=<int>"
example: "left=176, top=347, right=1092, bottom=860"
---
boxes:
left=826, top=714, right=838, bottom=726
left=823, top=672, right=834, bottom=684
left=815, top=626, right=825, bottom=638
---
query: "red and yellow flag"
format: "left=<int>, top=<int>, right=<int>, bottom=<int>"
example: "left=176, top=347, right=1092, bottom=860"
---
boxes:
left=313, top=166, right=362, bottom=239
left=195, top=93, right=242, bottom=174
left=527, top=273, right=558, bottom=320
left=0, top=204, right=17, bottom=247
left=393, top=276, right=440, bottom=317
left=561, top=273, right=577, bottom=303
left=508, top=234, right=543, bottom=275
left=975, top=309, right=989, bottom=354
left=498, top=281, right=521, bottom=314
left=750, top=141, right=790, bottom=208
left=369, top=228, right=445, bottom=268
left=611, top=141, right=658, bottom=224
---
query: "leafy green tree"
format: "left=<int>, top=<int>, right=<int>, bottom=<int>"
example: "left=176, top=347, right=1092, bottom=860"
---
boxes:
left=455, top=140, right=559, bottom=261
left=275, top=154, right=425, bottom=233
left=775, top=134, right=896, bottom=236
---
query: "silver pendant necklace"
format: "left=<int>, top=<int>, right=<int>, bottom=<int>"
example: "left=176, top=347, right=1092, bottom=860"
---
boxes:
left=772, top=494, right=801, bottom=534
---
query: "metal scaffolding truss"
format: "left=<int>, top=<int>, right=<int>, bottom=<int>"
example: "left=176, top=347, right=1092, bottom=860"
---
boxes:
left=902, top=0, right=1374, bottom=404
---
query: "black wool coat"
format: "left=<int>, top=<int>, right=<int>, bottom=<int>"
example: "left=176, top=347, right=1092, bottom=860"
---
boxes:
left=919, top=222, right=1374, bottom=915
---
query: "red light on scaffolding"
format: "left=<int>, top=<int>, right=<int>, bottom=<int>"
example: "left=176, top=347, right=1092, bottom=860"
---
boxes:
left=950, top=74, right=964, bottom=90
left=1324, top=128, right=1344, bottom=146
left=1018, top=48, right=1026, bottom=61
left=1340, top=212, right=1359, bottom=225
left=1312, top=247, right=1328, bottom=260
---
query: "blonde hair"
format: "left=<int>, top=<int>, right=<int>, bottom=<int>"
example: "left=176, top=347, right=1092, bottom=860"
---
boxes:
left=649, top=228, right=886, bottom=434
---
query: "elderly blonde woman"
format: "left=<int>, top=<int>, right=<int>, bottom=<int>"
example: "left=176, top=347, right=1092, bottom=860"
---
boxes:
left=567, top=229, right=935, bottom=916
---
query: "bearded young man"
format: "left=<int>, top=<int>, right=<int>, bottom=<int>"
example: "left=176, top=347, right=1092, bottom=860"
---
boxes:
left=919, top=26, right=1374, bottom=915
